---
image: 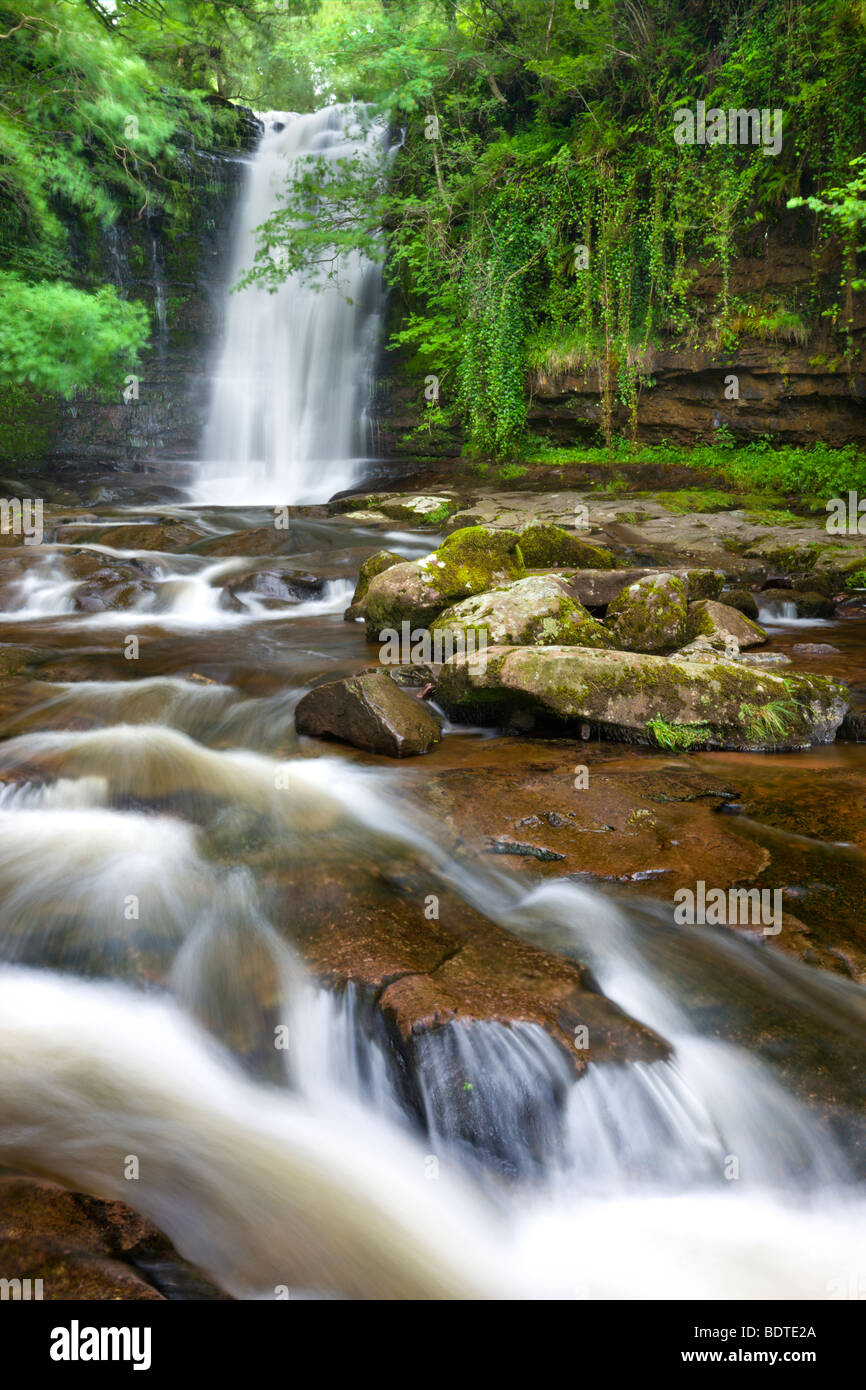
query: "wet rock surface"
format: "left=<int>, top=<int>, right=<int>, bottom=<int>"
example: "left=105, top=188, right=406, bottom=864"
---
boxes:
left=295, top=670, right=443, bottom=756
left=4, top=486, right=866, bottom=1283
left=288, top=871, right=668, bottom=1070
left=0, top=1176, right=227, bottom=1300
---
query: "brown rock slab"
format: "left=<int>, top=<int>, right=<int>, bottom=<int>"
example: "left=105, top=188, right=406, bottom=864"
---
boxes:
left=288, top=869, right=668, bottom=1070
left=0, top=1177, right=164, bottom=1301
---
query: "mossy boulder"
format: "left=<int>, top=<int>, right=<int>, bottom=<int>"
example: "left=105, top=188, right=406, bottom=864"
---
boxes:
left=606, top=573, right=689, bottom=653
left=363, top=561, right=451, bottom=636
left=344, top=550, right=405, bottom=621
left=560, top=566, right=719, bottom=610
left=794, top=573, right=833, bottom=598
left=436, top=646, right=849, bottom=751
left=685, top=569, right=725, bottom=600
left=722, top=588, right=760, bottom=620
left=364, top=526, right=525, bottom=638
left=431, top=525, right=525, bottom=589
left=686, top=600, right=767, bottom=650
left=431, top=575, right=613, bottom=649
left=518, top=522, right=615, bottom=569
left=378, top=495, right=456, bottom=523
left=795, top=591, right=837, bottom=618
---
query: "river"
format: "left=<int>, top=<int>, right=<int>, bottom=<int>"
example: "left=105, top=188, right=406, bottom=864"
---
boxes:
left=0, top=107, right=864, bottom=1302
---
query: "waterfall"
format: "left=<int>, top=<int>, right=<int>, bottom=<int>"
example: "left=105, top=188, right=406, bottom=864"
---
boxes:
left=197, top=106, right=388, bottom=506
left=757, top=598, right=799, bottom=623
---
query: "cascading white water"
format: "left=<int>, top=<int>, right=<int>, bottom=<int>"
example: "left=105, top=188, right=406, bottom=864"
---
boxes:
left=197, top=106, right=388, bottom=505
left=1, top=712, right=864, bottom=1297
left=757, top=599, right=800, bottom=623
left=2, top=495, right=865, bottom=1298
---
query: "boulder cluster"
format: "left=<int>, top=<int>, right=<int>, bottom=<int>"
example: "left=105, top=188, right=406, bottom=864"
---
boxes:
left=295, top=523, right=850, bottom=757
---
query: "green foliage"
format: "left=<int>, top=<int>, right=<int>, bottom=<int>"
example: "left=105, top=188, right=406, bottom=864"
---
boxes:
left=420, top=501, right=454, bottom=526
left=0, top=0, right=307, bottom=406
left=789, top=155, right=866, bottom=292
left=738, top=699, right=796, bottom=744
left=3, top=0, right=865, bottom=464
left=0, top=383, right=58, bottom=463
left=646, top=717, right=711, bottom=750
left=526, top=436, right=866, bottom=500
left=0, top=274, right=149, bottom=398
left=248, top=0, right=866, bottom=460
left=660, top=489, right=737, bottom=514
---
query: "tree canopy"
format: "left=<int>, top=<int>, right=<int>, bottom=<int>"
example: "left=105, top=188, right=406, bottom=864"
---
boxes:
left=1, top=1, right=864, bottom=445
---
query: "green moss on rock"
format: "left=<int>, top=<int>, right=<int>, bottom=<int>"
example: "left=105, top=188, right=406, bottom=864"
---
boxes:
left=722, top=588, right=760, bottom=620
left=518, top=522, right=616, bottom=569
left=685, top=599, right=767, bottom=649
left=685, top=569, right=724, bottom=600
left=431, top=574, right=613, bottom=649
left=606, top=573, right=689, bottom=653
left=345, top=549, right=406, bottom=620
left=364, top=527, right=526, bottom=637
left=426, top=526, right=525, bottom=595
left=436, top=645, right=849, bottom=751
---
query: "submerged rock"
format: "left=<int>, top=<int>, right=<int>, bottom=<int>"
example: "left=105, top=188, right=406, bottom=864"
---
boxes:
left=607, top=572, right=689, bottom=653
left=0, top=644, right=42, bottom=679
left=295, top=670, right=442, bottom=757
left=228, top=567, right=326, bottom=606
left=96, top=521, right=204, bottom=552
left=436, top=645, right=849, bottom=750
left=197, top=525, right=296, bottom=558
left=486, top=838, right=566, bottom=861
left=431, top=574, right=613, bottom=648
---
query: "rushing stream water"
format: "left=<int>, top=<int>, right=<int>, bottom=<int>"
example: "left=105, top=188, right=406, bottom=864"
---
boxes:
left=1, top=108, right=865, bottom=1302
left=1, top=505, right=865, bottom=1300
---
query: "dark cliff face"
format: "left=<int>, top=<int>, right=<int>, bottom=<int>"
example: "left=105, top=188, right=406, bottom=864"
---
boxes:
left=48, top=104, right=262, bottom=472
left=373, top=221, right=866, bottom=458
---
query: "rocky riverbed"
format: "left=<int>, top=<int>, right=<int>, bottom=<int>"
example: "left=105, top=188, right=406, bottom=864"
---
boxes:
left=3, top=466, right=866, bottom=1297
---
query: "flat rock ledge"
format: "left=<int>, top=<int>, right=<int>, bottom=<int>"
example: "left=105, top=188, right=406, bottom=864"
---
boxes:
left=436, top=645, right=849, bottom=751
